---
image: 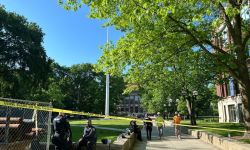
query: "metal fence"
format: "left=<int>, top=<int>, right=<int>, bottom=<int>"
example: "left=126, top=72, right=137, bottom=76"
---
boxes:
left=0, top=98, right=52, bottom=150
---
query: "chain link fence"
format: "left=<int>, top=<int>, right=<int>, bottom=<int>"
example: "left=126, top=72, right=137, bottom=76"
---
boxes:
left=0, top=98, right=52, bottom=150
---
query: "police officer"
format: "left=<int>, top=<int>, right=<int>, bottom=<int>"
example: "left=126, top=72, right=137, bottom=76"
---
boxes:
left=76, top=119, right=97, bottom=150
left=129, top=120, right=142, bottom=141
left=52, top=112, right=72, bottom=150
left=144, top=113, right=153, bottom=140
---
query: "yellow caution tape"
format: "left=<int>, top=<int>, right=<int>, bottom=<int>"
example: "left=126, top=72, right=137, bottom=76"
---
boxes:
left=172, top=123, right=246, bottom=133
left=0, top=100, right=136, bottom=121
left=0, top=100, right=246, bottom=133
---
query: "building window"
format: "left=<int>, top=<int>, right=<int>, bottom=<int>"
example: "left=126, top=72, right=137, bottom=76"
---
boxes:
left=224, top=105, right=227, bottom=122
left=234, top=81, right=240, bottom=95
left=125, top=99, right=129, bottom=104
left=135, top=107, right=138, bottom=113
left=121, top=108, right=124, bottom=112
left=226, top=82, right=230, bottom=97
left=222, top=30, right=228, bottom=47
left=135, top=96, right=140, bottom=101
left=228, top=105, right=236, bottom=122
left=125, top=108, right=129, bottom=112
left=238, top=104, right=244, bottom=122
left=221, top=85, right=226, bottom=97
left=229, top=78, right=235, bottom=96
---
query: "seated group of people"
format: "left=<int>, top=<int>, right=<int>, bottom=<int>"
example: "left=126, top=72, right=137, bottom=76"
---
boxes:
left=52, top=112, right=96, bottom=150
left=52, top=112, right=182, bottom=149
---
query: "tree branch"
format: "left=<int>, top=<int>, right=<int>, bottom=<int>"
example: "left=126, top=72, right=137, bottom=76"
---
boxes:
left=218, top=2, right=236, bottom=43
left=229, top=0, right=241, bottom=7
left=243, top=32, right=250, bottom=48
left=167, top=15, right=240, bottom=80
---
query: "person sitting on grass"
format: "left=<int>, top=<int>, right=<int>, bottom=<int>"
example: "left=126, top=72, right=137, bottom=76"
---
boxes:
left=76, top=119, right=97, bottom=150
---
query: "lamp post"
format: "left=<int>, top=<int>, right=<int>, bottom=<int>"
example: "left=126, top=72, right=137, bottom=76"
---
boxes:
left=169, top=98, right=173, bottom=106
left=163, top=104, right=167, bottom=119
left=191, top=90, right=198, bottom=125
left=175, top=99, right=179, bottom=113
left=193, top=91, right=198, bottom=98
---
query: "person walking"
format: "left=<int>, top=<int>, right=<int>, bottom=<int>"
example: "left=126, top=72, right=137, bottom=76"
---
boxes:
left=144, top=113, right=153, bottom=140
left=155, top=112, right=165, bottom=140
left=52, top=112, right=72, bottom=150
left=173, top=112, right=182, bottom=139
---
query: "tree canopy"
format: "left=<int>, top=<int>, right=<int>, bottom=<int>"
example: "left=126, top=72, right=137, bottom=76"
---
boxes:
left=60, top=0, right=250, bottom=129
left=35, top=62, right=125, bottom=114
left=0, top=6, right=52, bottom=99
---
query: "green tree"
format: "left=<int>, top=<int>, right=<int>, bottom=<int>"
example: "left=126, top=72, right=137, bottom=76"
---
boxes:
left=47, top=63, right=125, bottom=114
left=32, top=62, right=68, bottom=108
left=61, top=0, right=250, bottom=132
left=0, top=6, right=52, bottom=99
left=136, top=50, right=215, bottom=125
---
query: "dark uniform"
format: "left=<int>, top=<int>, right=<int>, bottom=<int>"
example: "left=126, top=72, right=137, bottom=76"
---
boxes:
left=77, top=125, right=96, bottom=150
left=129, top=121, right=142, bottom=141
left=144, top=117, right=153, bottom=140
left=52, top=114, right=72, bottom=150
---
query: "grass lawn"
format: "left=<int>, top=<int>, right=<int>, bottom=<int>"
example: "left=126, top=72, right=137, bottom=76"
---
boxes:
left=70, top=126, right=122, bottom=143
left=181, top=120, right=250, bottom=144
left=70, top=119, right=132, bottom=143
left=70, top=119, right=133, bottom=129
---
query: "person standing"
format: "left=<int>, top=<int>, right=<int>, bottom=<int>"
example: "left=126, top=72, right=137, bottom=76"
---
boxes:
left=173, top=112, right=182, bottom=139
left=52, top=112, right=72, bottom=150
left=76, top=119, right=97, bottom=150
left=155, top=112, right=165, bottom=140
left=144, top=113, right=153, bottom=140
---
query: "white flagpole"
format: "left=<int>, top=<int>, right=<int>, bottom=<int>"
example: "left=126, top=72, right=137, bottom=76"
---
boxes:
left=105, top=27, right=110, bottom=116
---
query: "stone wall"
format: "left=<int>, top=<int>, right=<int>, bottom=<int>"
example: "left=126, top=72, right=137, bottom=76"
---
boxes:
left=188, top=129, right=250, bottom=150
left=109, top=132, right=136, bottom=150
left=48, top=132, right=136, bottom=150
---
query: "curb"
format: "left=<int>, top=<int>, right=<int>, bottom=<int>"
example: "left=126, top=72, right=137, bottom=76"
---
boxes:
left=187, top=129, right=250, bottom=150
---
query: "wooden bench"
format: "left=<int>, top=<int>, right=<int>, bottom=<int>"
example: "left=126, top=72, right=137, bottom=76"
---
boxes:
left=0, top=117, right=35, bottom=142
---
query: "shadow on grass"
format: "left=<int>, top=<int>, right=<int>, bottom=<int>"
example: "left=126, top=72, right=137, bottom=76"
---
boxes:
left=70, top=126, right=123, bottom=143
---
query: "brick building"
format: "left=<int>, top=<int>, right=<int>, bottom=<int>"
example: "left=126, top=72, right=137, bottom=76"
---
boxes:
left=216, top=3, right=250, bottom=123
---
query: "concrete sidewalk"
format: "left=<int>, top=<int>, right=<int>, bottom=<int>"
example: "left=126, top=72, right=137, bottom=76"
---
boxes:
left=132, top=125, right=221, bottom=150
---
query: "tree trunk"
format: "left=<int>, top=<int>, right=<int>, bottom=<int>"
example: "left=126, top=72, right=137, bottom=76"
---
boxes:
left=239, top=77, right=250, bottom=136
left=186, top=97, right=197, bottom=125
left=191, top=107, right=197, bottom=125
left=190, top=114, right=196, bottom=125
left=234, top=50, right=250, bottom=135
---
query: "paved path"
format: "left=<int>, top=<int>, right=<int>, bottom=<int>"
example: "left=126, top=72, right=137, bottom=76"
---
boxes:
left=71, top=124, right=125, bottom=132
left=132, top=125, right=221, bottom=150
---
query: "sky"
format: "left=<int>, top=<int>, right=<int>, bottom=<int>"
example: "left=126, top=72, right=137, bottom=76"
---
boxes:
left=0, top=0, right=123, bottom=66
